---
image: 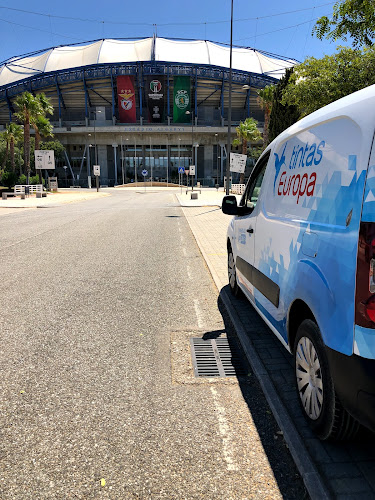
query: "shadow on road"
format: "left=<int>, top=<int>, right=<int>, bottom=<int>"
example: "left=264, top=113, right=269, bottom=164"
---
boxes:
left=216, top=294, right=309, bottom=499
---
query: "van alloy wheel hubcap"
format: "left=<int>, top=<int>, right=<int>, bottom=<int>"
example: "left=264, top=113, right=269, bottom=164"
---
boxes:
left=228, top=253, right=236, bottom=288
left=295, top=337, right=323, bottom=420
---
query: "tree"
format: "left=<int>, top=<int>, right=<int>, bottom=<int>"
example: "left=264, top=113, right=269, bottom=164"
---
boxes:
left=269, top=68, right=300, bottom=142
left=1, top=123, right=23, bottom=172
left=282, top=45, right=375, bottom=117
left=313, top=0, right=375, bottom=48
left=257, top=85, right=275, bottom=146
left=14, top=92, right=41, bottom=184
left=32, top=93, right=54, bottom=151
left=232, top=117, right=262, bottom=183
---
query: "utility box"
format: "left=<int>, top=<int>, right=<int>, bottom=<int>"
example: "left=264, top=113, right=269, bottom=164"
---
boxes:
left=191, top=192, right=198, bottom=200
left=49, top=177, right=58, bottom=191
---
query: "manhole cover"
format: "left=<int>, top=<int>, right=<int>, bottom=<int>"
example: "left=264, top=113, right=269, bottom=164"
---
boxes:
left=190, top=337, right=246, bottom=377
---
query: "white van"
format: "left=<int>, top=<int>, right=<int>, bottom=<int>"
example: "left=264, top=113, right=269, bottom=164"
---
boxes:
left=222, top=85, right=375, bottom=440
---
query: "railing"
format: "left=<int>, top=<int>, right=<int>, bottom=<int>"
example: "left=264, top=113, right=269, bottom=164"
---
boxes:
left=14, top=184, right=43, bottom=194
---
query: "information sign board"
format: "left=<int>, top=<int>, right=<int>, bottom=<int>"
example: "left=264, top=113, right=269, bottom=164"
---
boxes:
left=35, top=150, right=55, bottom=170
left=230, top=153, right=247, bottom=174
left=93, top=165, right=100, bottom=176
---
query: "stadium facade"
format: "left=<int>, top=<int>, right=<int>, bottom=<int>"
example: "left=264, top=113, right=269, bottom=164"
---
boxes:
left=0, top=36, right=296, bottom=186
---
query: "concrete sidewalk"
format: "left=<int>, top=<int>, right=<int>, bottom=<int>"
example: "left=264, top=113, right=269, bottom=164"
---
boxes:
left=0, top=188, right=110, bottom=211
left=176, top=190, right=375, bottom=500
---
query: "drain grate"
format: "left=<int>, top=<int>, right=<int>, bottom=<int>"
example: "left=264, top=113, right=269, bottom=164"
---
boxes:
left=190, top=337, right=246, bottom=377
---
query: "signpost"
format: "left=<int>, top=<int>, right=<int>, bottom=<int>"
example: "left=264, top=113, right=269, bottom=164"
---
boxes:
left=142, top=169, right=148, bottom=192
left=189, top=165, right=196, bottom=191
left=178, top=166, right=185, bottom=193
left=35, top=150, right=55, bottom=191
left=230, top=153, right=247, bottom=175
left=93, top=165, right=100, bottom=191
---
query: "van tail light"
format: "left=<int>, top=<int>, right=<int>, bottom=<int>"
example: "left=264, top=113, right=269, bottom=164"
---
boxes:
left=356, top=222, right=375, bottom=327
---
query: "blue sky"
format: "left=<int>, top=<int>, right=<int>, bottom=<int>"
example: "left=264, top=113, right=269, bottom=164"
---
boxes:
left=0, top=0, right=346, bottom=64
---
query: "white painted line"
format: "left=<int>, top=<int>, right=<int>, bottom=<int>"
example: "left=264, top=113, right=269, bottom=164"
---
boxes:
left=210, top=387, right=238, bottom=471
left=187, top=266, right=193, bottom=280
left=193, top=298, right=204, bottom=329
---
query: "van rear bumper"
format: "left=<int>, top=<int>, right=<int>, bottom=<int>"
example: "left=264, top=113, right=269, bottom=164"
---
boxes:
left=326, top=347, right=375, bottom=432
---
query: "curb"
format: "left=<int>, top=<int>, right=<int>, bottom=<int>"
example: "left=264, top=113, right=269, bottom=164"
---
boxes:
left=180, top=201, right=331, bottom=500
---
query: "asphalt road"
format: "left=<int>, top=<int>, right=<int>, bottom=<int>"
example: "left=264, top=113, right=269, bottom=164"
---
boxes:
left=0, top=189, right=306, bottom=499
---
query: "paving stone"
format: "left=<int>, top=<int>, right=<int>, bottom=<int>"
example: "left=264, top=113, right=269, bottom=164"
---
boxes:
left=330, top=477, right=373, bottom=495
left=357, top=462, right=375, bottom=491
left=305, top=439, right=332, bottom=464
left=322, top=462, right=363, bottom=479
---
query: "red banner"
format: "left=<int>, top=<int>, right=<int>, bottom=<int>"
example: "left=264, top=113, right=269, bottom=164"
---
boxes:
left=117, top=76, right=136, bottom=123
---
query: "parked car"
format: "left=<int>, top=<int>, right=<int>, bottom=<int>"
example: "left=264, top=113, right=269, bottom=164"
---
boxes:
left=222, top=84, right=375, bottom=440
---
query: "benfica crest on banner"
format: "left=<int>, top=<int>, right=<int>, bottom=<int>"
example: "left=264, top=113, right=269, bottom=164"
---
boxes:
left=146, top=76, right=165, bottom=123
left=117, top=75, right=136, bottom=123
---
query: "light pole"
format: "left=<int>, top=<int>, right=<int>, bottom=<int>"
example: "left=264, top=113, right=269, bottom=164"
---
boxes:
left=186, top=109, right=194, bottom=191
left=215, top=133, right=219, bottom=187
left=226, top=0, right=234, bottom=195
left=63, top=165, right=68, bottom=187
left=90, top=109, right=101, bottom=192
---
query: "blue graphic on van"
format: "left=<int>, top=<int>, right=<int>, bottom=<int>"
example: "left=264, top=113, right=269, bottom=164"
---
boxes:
left=362, top=164, right=375, bottom=222
left=273, top=143, right=287, bottom=194
left=354, top=325, right=375, bottom=359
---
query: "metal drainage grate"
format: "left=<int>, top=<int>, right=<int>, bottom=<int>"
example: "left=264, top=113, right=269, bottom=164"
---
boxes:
left=190, top=337, right=246, bottom=378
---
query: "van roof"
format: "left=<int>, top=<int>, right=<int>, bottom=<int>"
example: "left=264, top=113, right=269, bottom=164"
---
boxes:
left=266, top=83, right=375, bottom=151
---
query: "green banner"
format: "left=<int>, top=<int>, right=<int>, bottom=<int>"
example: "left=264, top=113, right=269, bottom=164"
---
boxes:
left=173, top=76, right=191, bottom=123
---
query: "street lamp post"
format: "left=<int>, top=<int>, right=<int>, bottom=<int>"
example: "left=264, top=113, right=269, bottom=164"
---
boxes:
left=90, top=109, right=102, bottom=192
left=226, top=0, right=234, bottom=195
left=186, top=109, right=195, bottom=191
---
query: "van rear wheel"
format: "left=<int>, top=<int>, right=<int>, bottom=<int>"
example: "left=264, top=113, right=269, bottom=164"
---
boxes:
left=294, top=320, right=359, bottom=440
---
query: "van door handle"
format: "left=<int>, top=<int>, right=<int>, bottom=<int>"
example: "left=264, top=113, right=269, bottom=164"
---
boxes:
left=247, top=227, right=254, bottom=234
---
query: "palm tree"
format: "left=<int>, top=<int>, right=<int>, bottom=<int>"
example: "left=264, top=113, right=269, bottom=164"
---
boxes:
left=257, top=85, right=275, bottom=147
left=232, top=117, right=262, bottom=183
left=14, top=92, right=41, bottom=183
left=2, top=123, right=24, bottom=172
left=34, top=115, right=54, bottom=151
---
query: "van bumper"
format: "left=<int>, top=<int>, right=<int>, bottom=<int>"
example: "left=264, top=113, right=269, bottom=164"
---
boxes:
left=326, top=347, right=375, bottom=432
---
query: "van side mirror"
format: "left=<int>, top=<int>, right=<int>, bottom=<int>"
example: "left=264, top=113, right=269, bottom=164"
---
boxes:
left=222, top=195, right=238, bottom=215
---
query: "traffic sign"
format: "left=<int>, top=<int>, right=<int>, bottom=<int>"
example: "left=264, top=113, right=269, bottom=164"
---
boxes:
left=142, top=169, right=148, bottom=177
left=189, top=165, right=196, bottom=176
left=93, top=165, right=100, bottom=176
left=178, top=166, right=185, bottom=174
left=35, top=150, right=55, bottom=170
left=230, top=153, right=247, bottom=174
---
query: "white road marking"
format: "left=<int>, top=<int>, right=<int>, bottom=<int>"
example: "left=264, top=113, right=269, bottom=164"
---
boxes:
left=187, top=266, right=193, bottom=280
left=193, top=298, right=204, bottom=329
left=210, top=387, right=238, bottom=471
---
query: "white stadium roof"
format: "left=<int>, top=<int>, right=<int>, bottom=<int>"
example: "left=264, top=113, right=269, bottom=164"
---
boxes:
left=0, top=37, right=297, bottom=88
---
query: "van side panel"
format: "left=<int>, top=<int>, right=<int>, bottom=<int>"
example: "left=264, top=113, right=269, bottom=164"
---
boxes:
left=254, top=118, right=368, bottom=355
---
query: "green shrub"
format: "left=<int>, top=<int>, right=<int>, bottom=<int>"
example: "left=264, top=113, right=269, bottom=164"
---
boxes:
left=1, top=171, right=18, bottom=188
left=30, top=175, right=42, bottom=185
left=18, top=174, right=27, bottom=185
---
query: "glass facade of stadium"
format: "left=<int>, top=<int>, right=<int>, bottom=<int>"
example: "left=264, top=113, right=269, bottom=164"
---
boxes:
left=0, top=38, right=295, bottom=187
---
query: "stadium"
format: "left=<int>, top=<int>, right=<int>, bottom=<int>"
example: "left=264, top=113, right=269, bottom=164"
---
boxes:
left=0, top=36, right=296, bottom=186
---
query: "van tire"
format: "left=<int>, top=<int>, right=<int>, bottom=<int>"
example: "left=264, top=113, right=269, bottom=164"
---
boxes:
left=294, top=319, right=359, bottom=440
left=227, top=246, right=241, bottom=297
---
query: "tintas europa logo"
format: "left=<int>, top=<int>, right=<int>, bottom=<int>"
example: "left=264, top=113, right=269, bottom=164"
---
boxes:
left=175, top=89, right=189, bottom=110
left=274, top=140, right=325, bottom=204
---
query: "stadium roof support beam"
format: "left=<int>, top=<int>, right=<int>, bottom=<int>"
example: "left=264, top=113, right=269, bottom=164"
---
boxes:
left=83, top=76, right=91, bottom=122
left=137, top=63, right=143, bottom=125
left=55, top=76, right=66, bottom=125
left=89, top=87, right=112, bottom=106
left=110, top=70, right=116, bottom=124
left=167, top=66, right=170, bottom=125
left=5, top=90, right=14, bottom=122
left=220, top=72, right=225, bottom=124
left=194, top=68, right=198, bottom=122
left=197, top=88, right=219, bottom=107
